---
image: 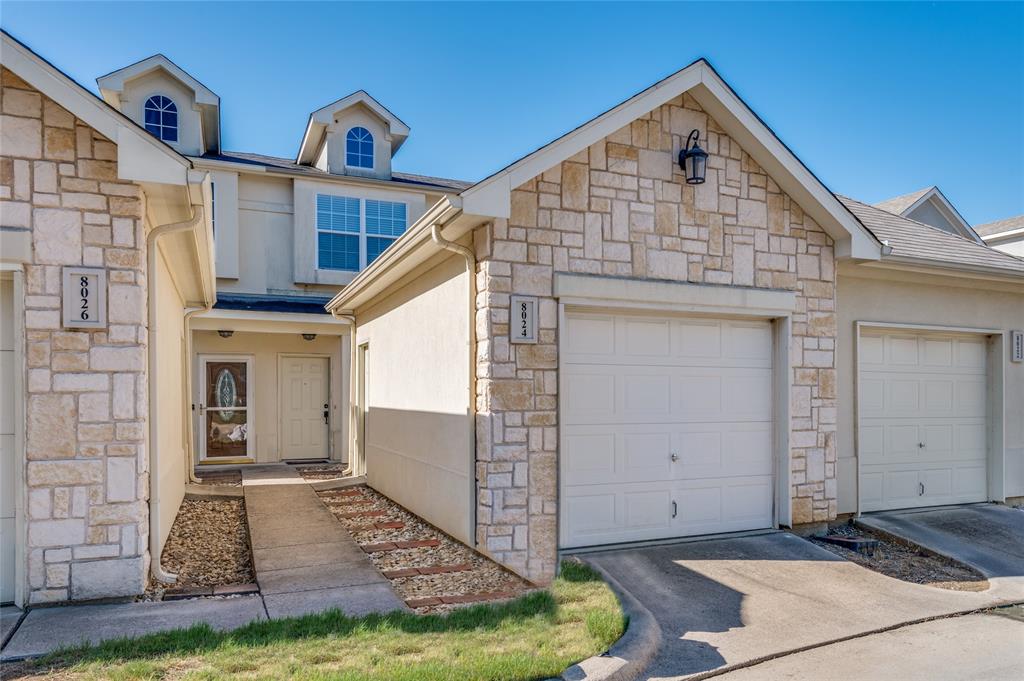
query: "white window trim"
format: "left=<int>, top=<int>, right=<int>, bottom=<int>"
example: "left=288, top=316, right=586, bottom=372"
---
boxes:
left=315, top=193, right=407, bottom=272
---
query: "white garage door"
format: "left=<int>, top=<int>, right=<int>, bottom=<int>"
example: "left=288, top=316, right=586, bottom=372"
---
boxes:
left=859, top=330, right=988, bottom=512
left=560, top=312, right=774, bottom=549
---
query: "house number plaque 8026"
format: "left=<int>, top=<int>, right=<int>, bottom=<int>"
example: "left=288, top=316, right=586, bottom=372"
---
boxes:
left=62, top=266, right=107, bottom=329
left=509, top=295, right=538, bottom=344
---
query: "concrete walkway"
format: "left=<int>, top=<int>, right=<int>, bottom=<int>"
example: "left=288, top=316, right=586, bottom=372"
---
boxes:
left=858, top=504, right=1024, bottom=600
left=584, top=531, right=1024, bottom=680
left=242, top=465, right=406, bottom=619
left=0, top=466, right=405, bottom=662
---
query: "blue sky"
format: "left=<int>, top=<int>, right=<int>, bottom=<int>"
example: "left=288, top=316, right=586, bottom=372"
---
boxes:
left=4, top=2, right=1022, bottom=224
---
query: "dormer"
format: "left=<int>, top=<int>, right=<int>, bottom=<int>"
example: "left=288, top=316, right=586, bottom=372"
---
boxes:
left=97, top=54, right=221, bottom=156
left=295, top=91, right=409, bottom=180
left=874, top=186, right=983, bottom=244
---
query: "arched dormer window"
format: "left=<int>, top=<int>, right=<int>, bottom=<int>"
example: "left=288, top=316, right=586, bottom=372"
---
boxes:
left=144, top=95, right=178, bottom=142
left=346, top=127, right=373, bottom=169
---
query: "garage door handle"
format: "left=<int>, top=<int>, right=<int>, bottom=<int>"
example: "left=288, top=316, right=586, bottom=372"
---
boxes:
left=919, top=482, right=925, bottom=496
left=671, top=501, right=677, bottom=518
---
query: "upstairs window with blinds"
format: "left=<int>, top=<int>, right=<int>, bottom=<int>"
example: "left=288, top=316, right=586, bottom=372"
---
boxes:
left=316, top=194, right=407, bottom=271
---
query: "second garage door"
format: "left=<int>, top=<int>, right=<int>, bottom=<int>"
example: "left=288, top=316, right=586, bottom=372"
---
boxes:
left=560, top=311, right=774, bottom=549
left=858, top=329, right=989, bottom=512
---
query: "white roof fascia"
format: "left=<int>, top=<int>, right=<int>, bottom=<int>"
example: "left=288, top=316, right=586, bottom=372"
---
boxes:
left=1, top=32, right=190, bottom=186
left=903, top=188, right=982, bottom=244
left=982, top=228, right=1024, bottom=242
left=96, top=54, right=219, bottom=107
left=191, top=308, right=350, bottom=335
left=296, top=91, right=411, bottom=165
left=460, top=60, right=880, bottom=260
left=869, top=255, right=1024, bottom=283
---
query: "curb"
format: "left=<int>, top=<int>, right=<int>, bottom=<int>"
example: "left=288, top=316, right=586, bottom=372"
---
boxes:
left=310, top=475, right=367, bottom=492
left=558, top=559, right=662, bottom=681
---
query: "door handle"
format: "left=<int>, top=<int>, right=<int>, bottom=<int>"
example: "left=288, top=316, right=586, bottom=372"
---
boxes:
left=918, top=442, right=926, bottom=449
left=919, top=482, right=925, bottom=496
left=323, top=403, right=329, bottom=425
left=671, top=501, right=678, bottom=518
left=670, top=452, right=679, bottom=462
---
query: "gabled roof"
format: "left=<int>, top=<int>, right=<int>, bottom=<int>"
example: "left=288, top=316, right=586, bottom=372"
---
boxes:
left=840, top=196, right=1024, bottom=276
left=459, top=58, right=880, bottom=260
left=874, top=186, right=981, bottom=243
left=975, top=215, right=1024, bottom=238
left=0, top=30, right=190, bottom=185
left=197, top=150, right=470, bottom=192
left=96, top=53, right=221, bottom=154
left=296, top=90, right=410, bottom=166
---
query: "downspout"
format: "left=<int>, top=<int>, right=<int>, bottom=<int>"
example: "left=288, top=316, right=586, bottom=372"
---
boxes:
left=147, top=202, right=205, bottom=584
left=429, top=216, right=477, bottom=547
left=330, top=308, right=357, bottom=475
left=183, top=304, right=212, bottom=483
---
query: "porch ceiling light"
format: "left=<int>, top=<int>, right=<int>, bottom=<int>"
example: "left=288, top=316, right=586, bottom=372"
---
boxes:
left=302, top=333, right=317, bottom=341
left=678, top=129, right=708, bottom=185
left=217, top=329, right=234, bottom=338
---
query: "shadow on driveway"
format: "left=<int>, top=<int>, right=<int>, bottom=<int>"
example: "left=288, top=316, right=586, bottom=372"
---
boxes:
left=582, top=531, right=1011, bottom=680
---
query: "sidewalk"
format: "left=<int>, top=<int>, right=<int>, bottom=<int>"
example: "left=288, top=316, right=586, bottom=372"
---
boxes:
left=1, top=466, right=406, bottom=662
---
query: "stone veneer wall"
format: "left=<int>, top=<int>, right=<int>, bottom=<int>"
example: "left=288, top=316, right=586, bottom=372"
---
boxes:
left=1, top=68, right=150, bottom=603
left=473, top=93, right=838, bottom=583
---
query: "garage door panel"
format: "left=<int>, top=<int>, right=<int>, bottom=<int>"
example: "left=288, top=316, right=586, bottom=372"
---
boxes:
left=858, top=329, right=988, bottom=512
left=562, top=312, right=774, bottom=548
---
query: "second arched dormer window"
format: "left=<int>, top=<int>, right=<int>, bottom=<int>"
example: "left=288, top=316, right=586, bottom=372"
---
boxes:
left=346, top=126, right=374, bottom=169
left=144, top=95, right=178, bottom=142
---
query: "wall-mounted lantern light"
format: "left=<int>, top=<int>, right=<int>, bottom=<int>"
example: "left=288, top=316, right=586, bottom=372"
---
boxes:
left=678, top=129, right=708, bottom=185
left=217, top=329, right=234, bottom=338
left=302, top=333, right=317, bottom=341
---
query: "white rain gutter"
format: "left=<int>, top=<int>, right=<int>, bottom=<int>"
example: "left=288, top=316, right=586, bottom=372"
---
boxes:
left=429, top=212, right=479, bottom=547
left=146, top=201, right=205, bottom=584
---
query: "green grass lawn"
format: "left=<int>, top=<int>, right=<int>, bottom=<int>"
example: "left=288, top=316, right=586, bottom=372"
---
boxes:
left=11, top=561, right=624, bottom=681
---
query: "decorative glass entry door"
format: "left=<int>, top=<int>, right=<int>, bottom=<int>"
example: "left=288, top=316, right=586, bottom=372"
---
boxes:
left=198, top=355, right=254, bottom=461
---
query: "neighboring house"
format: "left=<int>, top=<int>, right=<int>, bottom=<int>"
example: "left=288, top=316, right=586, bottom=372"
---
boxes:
left=95, top=55, right=467, bottom=470
left=327, top=60, right=1024, bottom=583
left=1, top=31, right=215, bottom=606
left=2, top=31, right=1022, bottom=606
left=975, top=216, right=1024, bottom=257
left=874, top=186, right=983, bottom=243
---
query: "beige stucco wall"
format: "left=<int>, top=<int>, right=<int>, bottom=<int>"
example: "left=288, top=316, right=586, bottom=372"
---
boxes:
left=154, top=250, right=186, bottom=552
left=355, top=255, right=473, bottom=544
left=117, top=69, right=203, bottom=157
left=192, top=330, right=348, bottom=463
left=324, top=106, right=393, bottom=180
left=836, top=268, right=1024, bottom=513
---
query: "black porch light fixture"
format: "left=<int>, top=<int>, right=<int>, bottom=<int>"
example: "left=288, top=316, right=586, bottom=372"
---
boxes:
left=678, top=129, right=708, bottom=185
left=217, top=329, right=234, bottom=338
left=302, top=333, right=317, bottom=341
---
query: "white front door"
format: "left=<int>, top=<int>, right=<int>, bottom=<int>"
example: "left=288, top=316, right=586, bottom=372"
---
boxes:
left=1, top=278, right=16, bottom=603
left=279, top=355, right=330, bottom=461
left=198, top=355, right=254, bottom=462
left=560, top=312, right=774, bottom=549
left=859, top=330, right=988, bottom=511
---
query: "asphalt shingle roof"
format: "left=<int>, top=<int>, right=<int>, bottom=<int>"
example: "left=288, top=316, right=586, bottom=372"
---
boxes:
left=200, top=150, right=473, bottom=192
left=840, top=195, right=1024, bottom=274
left=974, top=215, right=1024, bottom=238
left=873, top=187, right=932, bottom=215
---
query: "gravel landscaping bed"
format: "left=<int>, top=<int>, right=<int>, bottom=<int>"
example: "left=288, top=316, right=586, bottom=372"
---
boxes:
left=295, top=463, right=347, bottom=481
left=811, top=523, right=988, bottom=591
left=149, top=498, right=255, bottom=598
left=318, top=485, right=534, bottom=613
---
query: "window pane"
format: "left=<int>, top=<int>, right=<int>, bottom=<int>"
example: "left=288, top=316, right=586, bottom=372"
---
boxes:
left=162, top=111, right=177, bottom=127
left=206, top=361, right=248, bottom=408
left=346, top=127, right=374, bottom=168
left=365, top=200, right=407, bottom=237
left=318, top=231, right=359, bottom=270
left=205, top=409, right=248, bottom=458
left=316, top=194, right=360, bottom=232
left=366, top=236, right=396, bottom=264
left=145, top=108, right=160, bottom=124
left=163, top=126, right=178, bottom=142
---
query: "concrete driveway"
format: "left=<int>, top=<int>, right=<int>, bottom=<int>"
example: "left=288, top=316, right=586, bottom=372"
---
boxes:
left=583, top=531, right=1021, bottom=680
left=857, top=504, right=1024, bottom=600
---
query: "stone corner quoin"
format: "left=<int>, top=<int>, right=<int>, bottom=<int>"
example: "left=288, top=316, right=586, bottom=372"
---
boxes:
left=472, top=93, right=837, bottom=583
left=2, top=66, right=149, bottom=605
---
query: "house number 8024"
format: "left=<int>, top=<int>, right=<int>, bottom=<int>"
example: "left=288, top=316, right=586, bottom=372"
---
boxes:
left=62, top=267, right=107, bottom=329
left=509, top=295, right=538, bottom=344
